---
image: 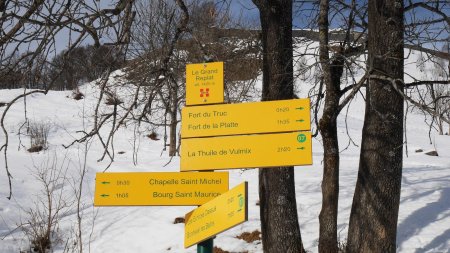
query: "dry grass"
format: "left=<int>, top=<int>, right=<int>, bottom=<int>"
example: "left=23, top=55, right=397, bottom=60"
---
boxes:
left=236, top=230, right=261, bottom=243
left=213, top=247, right=248, bottom=253
left=213, top=247, right=230, bottom=253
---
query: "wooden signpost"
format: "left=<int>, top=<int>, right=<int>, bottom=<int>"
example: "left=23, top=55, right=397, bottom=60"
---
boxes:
left=94, top=172, right=229, bottom=206
left=184, top=182, right=248, bottom=248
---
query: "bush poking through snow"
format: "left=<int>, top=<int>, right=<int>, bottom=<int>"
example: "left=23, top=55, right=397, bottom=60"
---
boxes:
left=27, top=145, right=44, bottom=153
left=21, top=155, right=72, bottom=253
left=72, top=90, right=84, bottom=100
left=147, top=132, right=160, bottom=141
left=104, top=95, right=123, bottom=105
left=173, top=217, right=185, bottom=224
left=28, top=121, right=51, bottom=152
left=30, top=235, right=52, bottom=253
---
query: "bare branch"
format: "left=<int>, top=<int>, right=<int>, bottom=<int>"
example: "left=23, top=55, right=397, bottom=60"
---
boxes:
left=371, top=74, right=450, bottom=124
left=337, top=72, right=368, bottom=113
left=405, top=44, right=450, bottom=60
left=405, top=80, right=450, bottom=88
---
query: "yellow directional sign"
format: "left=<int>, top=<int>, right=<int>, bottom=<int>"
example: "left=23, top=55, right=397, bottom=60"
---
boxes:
left=185, top=182, right=248, bottom=248
left=186, top=62, right=224, bottom=106
left=182, top=99, right=310, bottom=138
left=94, top=172, right=229, bottom=206
left=180, top=131, right=312, bottom=171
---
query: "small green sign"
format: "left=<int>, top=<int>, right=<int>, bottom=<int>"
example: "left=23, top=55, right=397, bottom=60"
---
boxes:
left=297, top=134, right=307, bottom=143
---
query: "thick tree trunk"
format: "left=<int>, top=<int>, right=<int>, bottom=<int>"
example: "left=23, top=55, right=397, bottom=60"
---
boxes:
left=347, top=1, right=404, bottom=252
left=252, top=1, right=305, bottom=252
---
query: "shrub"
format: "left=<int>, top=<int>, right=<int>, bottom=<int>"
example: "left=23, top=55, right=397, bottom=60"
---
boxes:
left=72, top=90, right=84, bottom=100
left=28, top=121, right=52, bottom=152
left=21, top=155, right=71, bottom=253
left=147, top=132, right=160, bottom=141
left=104, top=95, right=123, bottom=105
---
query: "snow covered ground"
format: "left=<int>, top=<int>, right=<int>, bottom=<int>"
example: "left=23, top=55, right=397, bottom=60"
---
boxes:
left=0, top=49, right=449, bottom=253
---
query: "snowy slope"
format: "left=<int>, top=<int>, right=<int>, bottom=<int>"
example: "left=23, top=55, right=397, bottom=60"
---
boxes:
left=1, top=48, right=449, bottom=253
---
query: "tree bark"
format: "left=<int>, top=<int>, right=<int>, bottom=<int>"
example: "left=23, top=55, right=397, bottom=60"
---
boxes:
left=169, top=81, right=178, bottom=156
left=317, top=1, right=343, bottom=252
left=252, top=1, right=305, bottom=252
left=347, top=1, right=404, bottom=252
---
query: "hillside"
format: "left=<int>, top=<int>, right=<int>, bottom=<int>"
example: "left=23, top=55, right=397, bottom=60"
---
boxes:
left=0, top=45, right=449, bottom=253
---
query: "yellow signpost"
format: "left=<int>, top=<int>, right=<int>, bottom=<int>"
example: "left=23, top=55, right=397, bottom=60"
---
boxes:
left=93, top=58, right=314, bottom=252
left=184, top=182, right=248, bottom=248
left=181, top=99, right=310, bottom=138
left=181, top=131, right=312, bottom=171
left=94, top=172, right=229, bottom=206
left=186, top=62, right=224, bottom=106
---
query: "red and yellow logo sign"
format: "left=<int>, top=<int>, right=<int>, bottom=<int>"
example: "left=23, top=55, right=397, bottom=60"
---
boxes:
left=186, top=62, right=223, bottom=105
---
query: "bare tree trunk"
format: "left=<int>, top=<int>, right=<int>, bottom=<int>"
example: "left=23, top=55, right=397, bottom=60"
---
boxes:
left=347, top=1, right=404, bottom=252
left=317, top=1, right=343, bottom=252
left=169, top=81, right=178, bottom=156
left=438, top=119, right=444, bottom=135
left=430, top=84, right=445, bottom=135
left=252, top=1, right=305, bottom=252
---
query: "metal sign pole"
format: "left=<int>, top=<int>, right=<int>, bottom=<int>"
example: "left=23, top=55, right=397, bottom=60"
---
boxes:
left=197, top=168, right=214, bottom=253
left=197, top=238, right=213, bottom=253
